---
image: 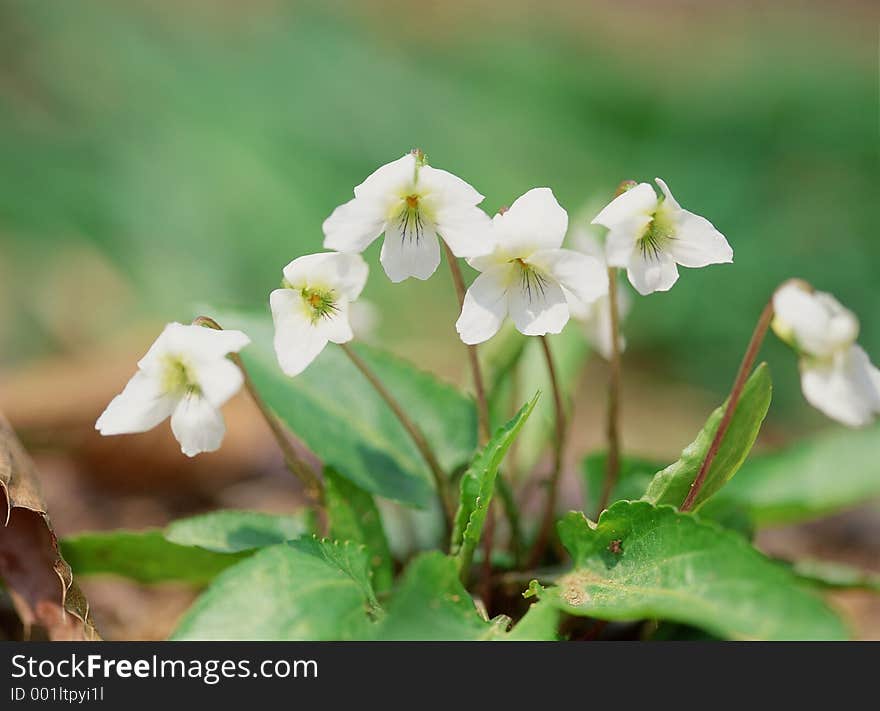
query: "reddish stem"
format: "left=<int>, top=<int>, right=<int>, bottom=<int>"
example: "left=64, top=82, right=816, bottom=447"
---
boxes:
left=680, top=300, right=774, bottom=512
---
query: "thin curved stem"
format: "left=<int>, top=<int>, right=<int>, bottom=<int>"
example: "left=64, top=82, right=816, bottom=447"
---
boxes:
left=339, top=342, right=455, bottom=532
left=444, top=243, right=491, bottom=444
left=192, top=317, right=326, bottom=514
left=597, top=266, right=623, bottom=515
left=680, top=300, right=774, bottom=511
left=526, top=335, right=567, bottom=568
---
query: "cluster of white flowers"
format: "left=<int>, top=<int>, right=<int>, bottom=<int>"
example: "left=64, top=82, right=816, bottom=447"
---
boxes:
left=95, top=151, right=877, bottom=456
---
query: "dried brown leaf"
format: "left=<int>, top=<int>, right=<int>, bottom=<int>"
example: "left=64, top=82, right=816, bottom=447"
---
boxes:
left=0, top=413, right=99, bottom=640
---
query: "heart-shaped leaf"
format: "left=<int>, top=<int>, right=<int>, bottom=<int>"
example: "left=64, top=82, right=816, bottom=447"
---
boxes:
left=165, top=509, right=314, bottom=553
left=172, top=538, right=379, bottom=640
left=325, top=468, right=393, bottom=592
left=547, top=501, right=846, bottom=640
left=216, top=312, right=477, bottom=508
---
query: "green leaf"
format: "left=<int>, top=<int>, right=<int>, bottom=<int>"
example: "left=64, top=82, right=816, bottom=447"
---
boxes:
left=452, top=394, right=540, bottom=571
left=703, top=425, right=880, bottom=525
left=373, top=552, right=506, bottom=640
left=550, top=502, right=847, bottom=640
left=216, top=312, right=477, bottom=508
left=788, top=558, right=880, bottom=592
left=642, top=363, right=772, bottom=510
left=61, top=531, right=244, bottom=585
left=487, top=327, right=587, bottom=481
left=324, top=468, right=393, bottom=592
left=504, top=600, right=560, bottom=641
left=172, top=538, right=379, bottom=640
left=583, top=453, right=757, bottom=539
left=165, top=509, right=314, bottom=553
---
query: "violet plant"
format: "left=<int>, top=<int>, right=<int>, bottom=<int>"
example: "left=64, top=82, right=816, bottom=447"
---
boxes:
left=73, top=149, right=880, bottom=641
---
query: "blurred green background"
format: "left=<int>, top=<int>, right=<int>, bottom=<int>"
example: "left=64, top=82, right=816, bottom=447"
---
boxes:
left=0, top=0, right=877, bottom=422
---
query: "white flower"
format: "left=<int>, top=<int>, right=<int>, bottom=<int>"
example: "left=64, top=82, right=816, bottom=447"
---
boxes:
left=568, top=229, right=632, bottom=360
left=270, top=251, right=368, bottom=376
left=323, top=151, right=491, bottom=283
left=455, top=188, right=608, bottom=345
left=772, top=280, right=880, bottom=427
left=95, top=323, right=250, bottom=457
left=591, top=178, right=733, bottom=295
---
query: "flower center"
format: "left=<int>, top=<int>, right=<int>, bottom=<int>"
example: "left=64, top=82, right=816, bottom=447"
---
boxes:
left=638, top=209, right=675, bottom=261
left=301, top=286, right=338, bottom=324
left=396, top=194, right=426, bottom=245
left=511, top=258, right=550, bottom=303
left=161, top=355, right=200, bottom=396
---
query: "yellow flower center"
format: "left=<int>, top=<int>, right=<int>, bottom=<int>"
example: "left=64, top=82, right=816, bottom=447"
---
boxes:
left=638, top=207, right=676, bottom=261
left=301, top=286, right=338, bottom=324
left=161, top=355, right=199, bottom=396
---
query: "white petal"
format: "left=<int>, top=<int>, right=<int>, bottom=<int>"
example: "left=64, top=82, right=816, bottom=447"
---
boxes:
left=353, top=153, right=417, bottom=202
left=379, top=222, right=441, bottom=282
left=564, top=286, right=591, bottom=322
left=140, top=323, right=249, bottom=371
left=508, top=270, right=569, bottom=336
left=281, top=252, right=369, bottom=300
left=322, top=197, right=386, bottom=254
left=666, top=210, right=733, bottom=268
left=604, top=216, right=652, bottom=268
left=491, top=188, right=568, bottom=254
left=588, top=297, right=617, bottom=360
left=408, top=163, right=491, bottom=257
left=194, top=358, right=244, bottom=409
left=95, top=370, right=177, bottom=435
left=170, top=393, right=226, bottom=457
left=653, top=177, right=681, bottom=211
left=529, top=248, right=609, bottom=306
left=591, top=182, right=657, bottom=230
left=456, top=265, right=512, bottom=345
left=800, top=346, right=880, bottom=427
left=433, top=205, right=492, bottom=258
left=270, top=289, right=331, bottom=377
left=136, top=323, right=178, bottom=369
left=626, top=250, right=680, bottom=295
left=322, top=299, right=355, bottom=344
left=772, top=282, right=858, bottom=358
left=590, top=296, right=625, bottom=360
left=417, top=164, right=484, bottom=208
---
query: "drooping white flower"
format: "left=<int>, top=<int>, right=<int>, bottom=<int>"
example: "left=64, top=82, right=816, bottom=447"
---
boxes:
left=772, top=280, right=880, bottom=427
left=568, top=229, right=632, bottom=360
left=96, top=323, right=250, bottom=457
left=323, top=151, right=491, bottom=283
left=455, top=188, right=608, bottom=345
left=270, top=251, right=368, bottom=376
left=591, top=178, right=733, bottom=295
